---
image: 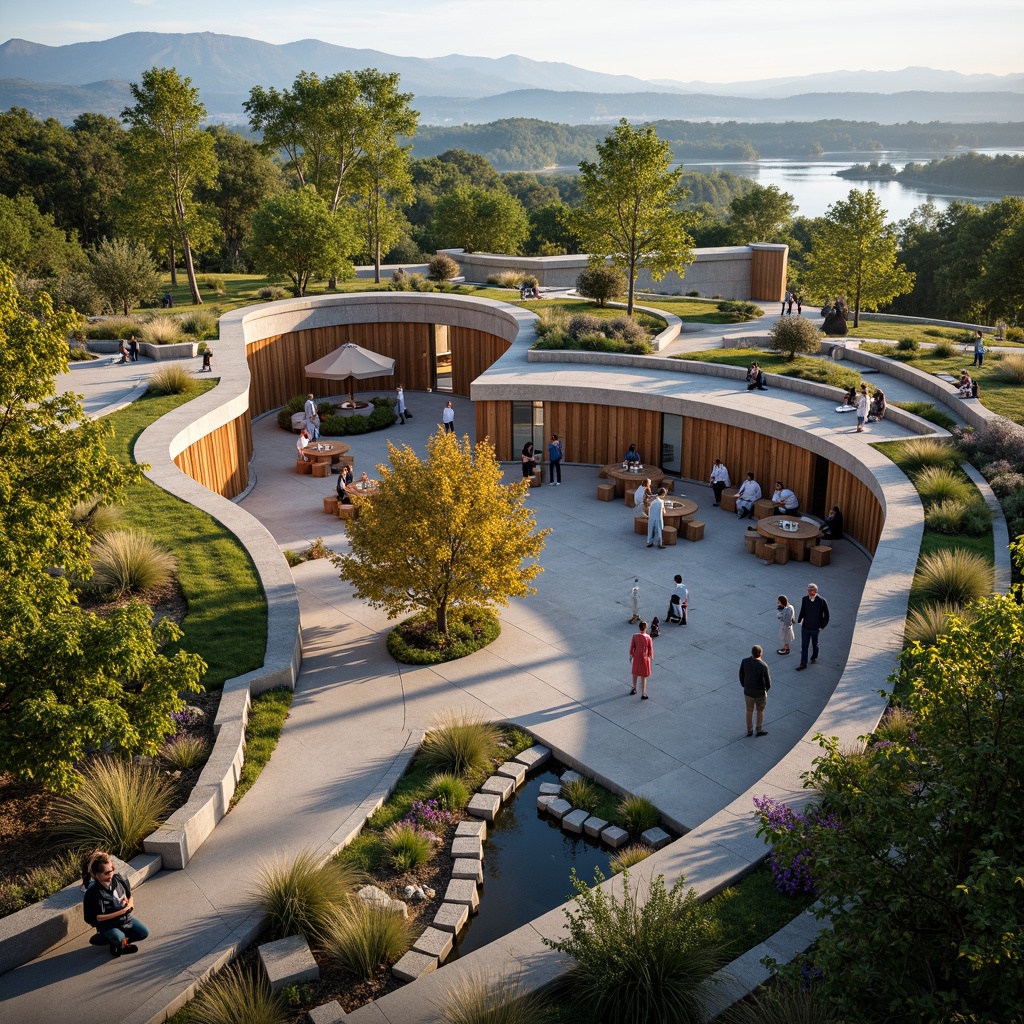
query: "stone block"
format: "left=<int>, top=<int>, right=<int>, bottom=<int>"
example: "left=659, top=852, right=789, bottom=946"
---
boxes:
left=560, top=770, right=582, bottom=785
left=455, top=819, right=486, bottom=840
left=602, top=825, right=630, bottom=849
left=451, top=836, right=483, bottom=860
left=433, top=901, right=469, bottom=934
left=562, top=808, right=589, bottom=833
left=514, top=744, right=551, bottom=770
left=357, top=885, right=408, bottom=918
left=258, top=934, right=319, bottom=994
left=308, top=1002, right=347, bottom=1024
left=538, top=782, right=561, bottom=796
left=392, top=949, right=437, bottom=983
left=640, top=826, right=672, bottom=850
left=412, top=926, right=453, bottom=961
left=452, top=858, right=484, bottom=883
left=480, top=774, right=514, bottom=801
left=494, top=761, right=527, bottom=788
left=466, top=792, right=501, bottom=822
left=444, top=878, right=480, bottom=911
left=537, top=794, right=557, bottom=811
left=546, top=798, right=572, bottom=820
left=584, top=816, right=608, bottom=838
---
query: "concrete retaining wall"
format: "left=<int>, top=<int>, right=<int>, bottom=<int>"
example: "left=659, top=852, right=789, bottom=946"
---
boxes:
left=85, top=340, right=199, bottom=361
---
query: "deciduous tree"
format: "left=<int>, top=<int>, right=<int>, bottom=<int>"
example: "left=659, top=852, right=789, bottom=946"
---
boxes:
left=430, top=185, right=529, bottom=255
left=88, top=237, right=161, bottom=315
left=728, top=183, right=797, bottom=242
left=333, top=432, right=549, bottom=634
left=572, top=119, right=694, bottom=316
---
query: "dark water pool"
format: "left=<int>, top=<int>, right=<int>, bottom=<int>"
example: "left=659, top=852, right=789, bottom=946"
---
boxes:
left=452, top=767, right=613, bottom=958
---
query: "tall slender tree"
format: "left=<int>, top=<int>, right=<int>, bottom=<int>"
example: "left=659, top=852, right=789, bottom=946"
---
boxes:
left=121, top=67, right=218, bottom=305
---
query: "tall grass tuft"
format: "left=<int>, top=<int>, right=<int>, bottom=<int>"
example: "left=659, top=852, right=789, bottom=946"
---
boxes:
left=913, top=466, right=972, bottom=507
left=428, top=772, right=470, bottom=811
left=931, top=339, right=956, bottom=358
left=188, top=964, right=289, bottom=1024
left=617, top=794, right=660, bottom=835
left=434, top=971, right=553, bottom=1024
left=254, top=850, right=362, bottom=942
left=383, top=822, right=434, bottom=872
left=418, top=711, right=501, bottom=779
left=88, top=528, right=177, bottom=598
left=905, top=602, right=975, bottom=647
left=140, top=317, right=182, bottom=344
left=890, top=438, right=960, bottom=474
left=993, top=352, right=1024, bottom=385
left=147, top=363, right=199, bottom=396
left=915, top=549, right=993, bottom=605
left=178, top=307, right=218, bottom=340
left=609, top=844, right=652, bottom=874
left=561, top=777, right=600, bottom=812
left=52, top=758, right=174, bottom=860
left=321, top=902, right=414, bottom=981
left=721, top=982, right=843, bottom=1024
left=873, top=707, right=916, bottom=745
left=70, top=496, right=124, bottom=537
left=159, top=733, right=211, bottom=770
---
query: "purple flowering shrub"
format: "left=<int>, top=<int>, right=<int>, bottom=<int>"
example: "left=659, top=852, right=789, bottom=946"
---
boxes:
left=402, top=798, right=454, bottom=835
left=753, top=795, right=841, bottom=896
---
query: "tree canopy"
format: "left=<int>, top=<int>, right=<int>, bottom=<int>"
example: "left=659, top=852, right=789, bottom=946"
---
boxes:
left=333, top=431, right=549, bottom=634
left=728, top=183, right=796, bottom=242
left=430, top=184, right=529, bottom=255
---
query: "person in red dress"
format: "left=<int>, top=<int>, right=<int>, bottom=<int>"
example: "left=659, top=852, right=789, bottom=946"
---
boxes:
left=629, top=620, right=654, bottom=699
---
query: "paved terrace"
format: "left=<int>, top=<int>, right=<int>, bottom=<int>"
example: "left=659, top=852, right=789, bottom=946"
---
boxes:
left=2, top=302, right=948, bottom=1023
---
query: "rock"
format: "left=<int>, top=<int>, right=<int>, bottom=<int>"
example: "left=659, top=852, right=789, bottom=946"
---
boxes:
left=357, top=885, right=408, bottom=918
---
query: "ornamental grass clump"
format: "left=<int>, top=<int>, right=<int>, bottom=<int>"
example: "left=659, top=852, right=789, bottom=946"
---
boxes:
left=904, top=603, right=966, bottom=647
left=913, top=466, right=972, bottom=507
left=890, top=438, right=960, bottom=474
left=88, top=528, right=177, bottom=598
left=428, top=772, right=470, bottom=811
left=383, top=822, right=435, bottom=872
left=993, top=352, right=1024, bottom=385
left=188, top=964, right=288, bottom=1024
left=609, top=844, right=652, bottom=874
left=140, top=316, right=182, bottom=344
left=147, top=363, right=199, bottom=396
left=544, top=868, right=724, bottom=1024
left=721, top=982, right=842, bottom=1024
left=561, top=777, right=600, bottom=812
left=915, top=548, right=993, bottom=605
left=159, top=733, right=210, bottom=770
left=321, top=902, right=414, bottom=981
left=434, top=971, right=553, bottom=1024
left=617, top=794, right=659, bottom=835
left=70, top=496, right=124, bottom=537
left=418, top=711, right=502, bottom=778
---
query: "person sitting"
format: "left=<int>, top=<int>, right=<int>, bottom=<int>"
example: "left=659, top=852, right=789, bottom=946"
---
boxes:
left=735, top=472, right=762, bottom=519
left=633, top=478, right=653, bottom=517
left=771, top=481, right=800, bottom=516
left=296, top=430, right=311, bottom=461
left=820, top=504, right=844, bottom=542
left=867, top=389, right=886, bottom=422
left=623, top=443, right=642, bottom=466
left=336, top=465, right=354, bottom=503
left=958, top=371, right=973, bottom=398
left=746, top=362, right=767, bottom=391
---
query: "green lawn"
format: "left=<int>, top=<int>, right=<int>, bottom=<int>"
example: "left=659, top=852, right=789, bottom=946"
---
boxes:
left=230, top=688, right=293, bottom=807
left=850, top=320, right=1024, bottom=348
left=677, top=346, right=863, bottom=390
left=635, top=293, right=765, bottom=324
left=107, top=389, right=268, bottom=688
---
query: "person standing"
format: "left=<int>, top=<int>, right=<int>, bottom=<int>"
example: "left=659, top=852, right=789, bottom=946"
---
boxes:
left=547, top=433, right=563, bottom=484
left=735, top=472, right=762, bottom=519
left=200, top=347, right=213, bottom=372
left=666, top=574, right=688, bottom=625
left=629, top=578, right=640, bottom=624
left=521, top=440, right=536, bottom=479
left=776, top=595, right=795, bottom=655
left=787, top=293, right=794, bottom=316
left=973, top=330, right=985, bottom=368
left=629, top=620, right=654, bottom=699
left=395, top=384, right=406, bottom=424
left=796, top=583, right=830, bottom=670
left=441, top=400, right=455, bottom=433
left=781, top=290, right=791, bottom=316
left=128, top=334, right=139, bottom=362
left=739, top=645, right=772, bottom=736
left=82, top=850, right=150, bottom=956
left=304, top=394, right=319, bottom=439
left=709, top=459, right=731, bottom=507
left=855, top=383, right=869, bottom=433
left=647, top=487, right=666, bottom=549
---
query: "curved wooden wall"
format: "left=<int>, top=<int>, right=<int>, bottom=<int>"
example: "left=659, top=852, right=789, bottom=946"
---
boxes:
left=172, top=413, right=253, bottom=500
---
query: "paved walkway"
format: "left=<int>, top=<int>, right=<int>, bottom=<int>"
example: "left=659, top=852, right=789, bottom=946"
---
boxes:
left=0, top=313, right=954, bottom=1023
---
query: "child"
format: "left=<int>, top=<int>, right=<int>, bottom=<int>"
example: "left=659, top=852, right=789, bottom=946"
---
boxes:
left=201, top=348, right=213, bottom=372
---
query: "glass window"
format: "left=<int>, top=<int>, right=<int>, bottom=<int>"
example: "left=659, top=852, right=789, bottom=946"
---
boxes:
left=661, top=414, right=682, bottom=473
left=512, top=402, right=544, bottom=457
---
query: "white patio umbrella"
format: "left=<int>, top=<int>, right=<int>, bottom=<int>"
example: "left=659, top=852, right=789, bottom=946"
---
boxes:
left=304, top=343, right=396, bottom=406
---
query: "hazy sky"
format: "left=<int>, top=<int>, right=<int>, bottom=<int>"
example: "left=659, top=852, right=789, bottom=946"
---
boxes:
left=5, top=0, right=1020, bottom=83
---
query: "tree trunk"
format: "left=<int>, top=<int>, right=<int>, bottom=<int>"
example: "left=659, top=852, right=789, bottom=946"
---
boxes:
left=626, top=271, right=636, bottom=317
left=182, top=239, right=203, bottom=305
left=169, top=243, right=177, bottom=288
left=374, top=240, right=382, bottom=285
left=435, top=599, right=448, bottom=635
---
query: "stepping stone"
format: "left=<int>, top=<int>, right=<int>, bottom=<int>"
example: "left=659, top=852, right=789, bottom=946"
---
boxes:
left=480, top=774, right=514, bottom=800
left=452, top=858, right=484, bottom=883
left=392, top=949, right=437, bottom=983
left=602, top=825, right=630, bottom=849
left=451, top=836, right=483, bottom=860
left=538, top=782, right=562, bottom=796
left=514, top=744, right=551, bottom=770
left=455, top=819, right=486, bottom=839
left=467, top=792, right=501, bottom=821
left=258, top=934, right=319, bottom=994
left=494, top=761, right=527, bottom=788
left=560, top=770, right=582, bottom=785
left=433, top=901, right=469, bottom=934
left=546, top=798, right=572, bottom=820
left=562, top=808, right=589, bottom=833
left=641, top=826, right=672, bottom=850
left=308, top=1003, right=347, bottom=1024
left=584, top=816, right=608, bottom=838
left=412, top=926, right=453, bottom=962
left=444, top=877, right=480, bottom=911
left=537, top=794, right=557, bottom=811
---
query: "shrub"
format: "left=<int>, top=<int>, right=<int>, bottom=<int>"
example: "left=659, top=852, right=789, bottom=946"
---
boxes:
left=140, top=317, right=182, bottom=344
left=561, top=777, right=600, bottom=812
left=955, top=421, right=1024, bottom=474
left=321, top=903, right=414, bottom=981
left=914, top=466, right=972, bottom=507
left=576, top=265, right=626, bottom=306
left=897, top=336, right=919, bottom=352
left=52, top=758, right=174, bottom=859
left=254, top=850, right=360, bottom=942
left=148, top=364, right=199, bottom=396
left=387, top=606, right=500, bottom=665
left=88, top=528, right=176, bottom=598
left=768, top=316, right=822, bottom=359
left=962, top=498, right=993, bottom=536
left=70, top=496, right=124, bottom=537
left=383, top=822, right=435, bottom=872
left=427, top=253, right=460, bottom=285
left=258, top=285, right=289, bottom=301
left=200, top=274, right=225, bottom=293
left=178, top=307, right=218, bottom=340
left=604, top=315, right=647, bottom=344
left=159, top=733, right=211, bottom=770
left=716, top=300, right=763, bottom=322
left=566, top=313, right=605, bottom=340
left=609, top=844, right=652, bottom=874
left=889, top=438, right=960, bottom=474
left=1003, top=488, right=1024, bottom=538
left=993, top=353, right=1024, bottom=384
left=486, top=271, right=526, bottom=288
left=418, top=710, right=502, bottom=778
left=276, top=395, right=307, bottom=431
left=48, top=273, right=105, bottom=317
left=544, top=869, right=723, bottom=1024
left=1007, top=326, right=1024, bottom=341
left=721, top=982, right=842, bottom=1024
left=617, top=794, right=660, bottom=835
left=988, top=471, right=1024, bottom=498
left=687, top=290, right=700, bottom=297
left=408, top=272, right=435, bottom=292
left=892, top=401, right=958, bottom=432
left=15, top=852, right=80, bottom=906
left=84, top=315, right=143, bottom=340
left=915, top=549, right=993, bottom=605
left=428, top=772, right=470, bottom=811
left=434, top=972, right=552, bottom=1024
left=188, top=964, right=288, bottom=1024
left=904, top=604, right=971, bottom=647
left=931, top=339, right=955, bottom=357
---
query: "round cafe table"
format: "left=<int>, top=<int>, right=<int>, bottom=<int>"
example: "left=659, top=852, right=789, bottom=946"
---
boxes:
left=599, top=464, right=666, bottom=498
left=756, top=515, right=821, bottom=562
left=303, top=440, right=350, bottom=466
left=661, top=497, right=697, bottom=532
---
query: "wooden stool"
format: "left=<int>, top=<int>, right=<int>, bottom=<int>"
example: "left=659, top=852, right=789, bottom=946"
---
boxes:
left=296, top=458, right=312, bottom=475
left=337, top=503, right=356, bottom=521
left=597, top=482, right=615, bottom=501
left=530, top=470, right=542, bottom=488
left=721, top=490, right=738, bottom=513
left=773, top=543, right=790, bottom=565
left=624, top=488, right=636, bottom=508
left=753, top=498, right=776, bottom=520
left=634, top=517, right=648, bottom=535
left=755, top=538, right=775, bottom=562
left=323, top=495, right=339, bottom=515
left=743, top=531, right=759, bottom=554
left=312, top=462, right=330, bottom=478
left=685, top=520, right=704, bottom=542
left=662, top=525, right=678, bottom=546
left=810, top=544, right=832, bottom=567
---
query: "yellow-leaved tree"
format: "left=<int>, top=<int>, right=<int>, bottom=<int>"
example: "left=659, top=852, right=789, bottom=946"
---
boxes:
left=333, top=431, right=549, bottom=637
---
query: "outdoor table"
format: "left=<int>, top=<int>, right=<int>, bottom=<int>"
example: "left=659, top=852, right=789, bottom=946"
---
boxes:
left=599, top=463, right=666, bottom=498
left=304, top=441, right=350, bottom=467
left=756, top=515, right=821, bottom=562
left=345, top=480, right=380, bottom=499
left=661, top=497, right=697, bottom=531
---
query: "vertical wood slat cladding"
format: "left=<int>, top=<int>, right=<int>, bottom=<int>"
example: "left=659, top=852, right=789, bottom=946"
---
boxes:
left=450, top=327, right=510, bottom=397
left=750, top=247, right=788, bottom=302
left=475, top=400, right=881, bottom=551
left=173, top=414, right=253, bottom=500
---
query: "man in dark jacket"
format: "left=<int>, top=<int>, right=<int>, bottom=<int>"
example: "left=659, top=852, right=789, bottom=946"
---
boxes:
left=796, top=583, right=830, bottom=670
left=739, top=644, right=772, bottom=737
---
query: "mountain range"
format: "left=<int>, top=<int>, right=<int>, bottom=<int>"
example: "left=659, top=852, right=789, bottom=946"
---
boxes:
left=1, top=32, right=1022, bottom=125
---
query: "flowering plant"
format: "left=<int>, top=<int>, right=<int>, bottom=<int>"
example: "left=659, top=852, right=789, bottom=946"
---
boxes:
left=402, top=798, right=454, bottom=835
left=753, top=795, right=841, bottom=896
